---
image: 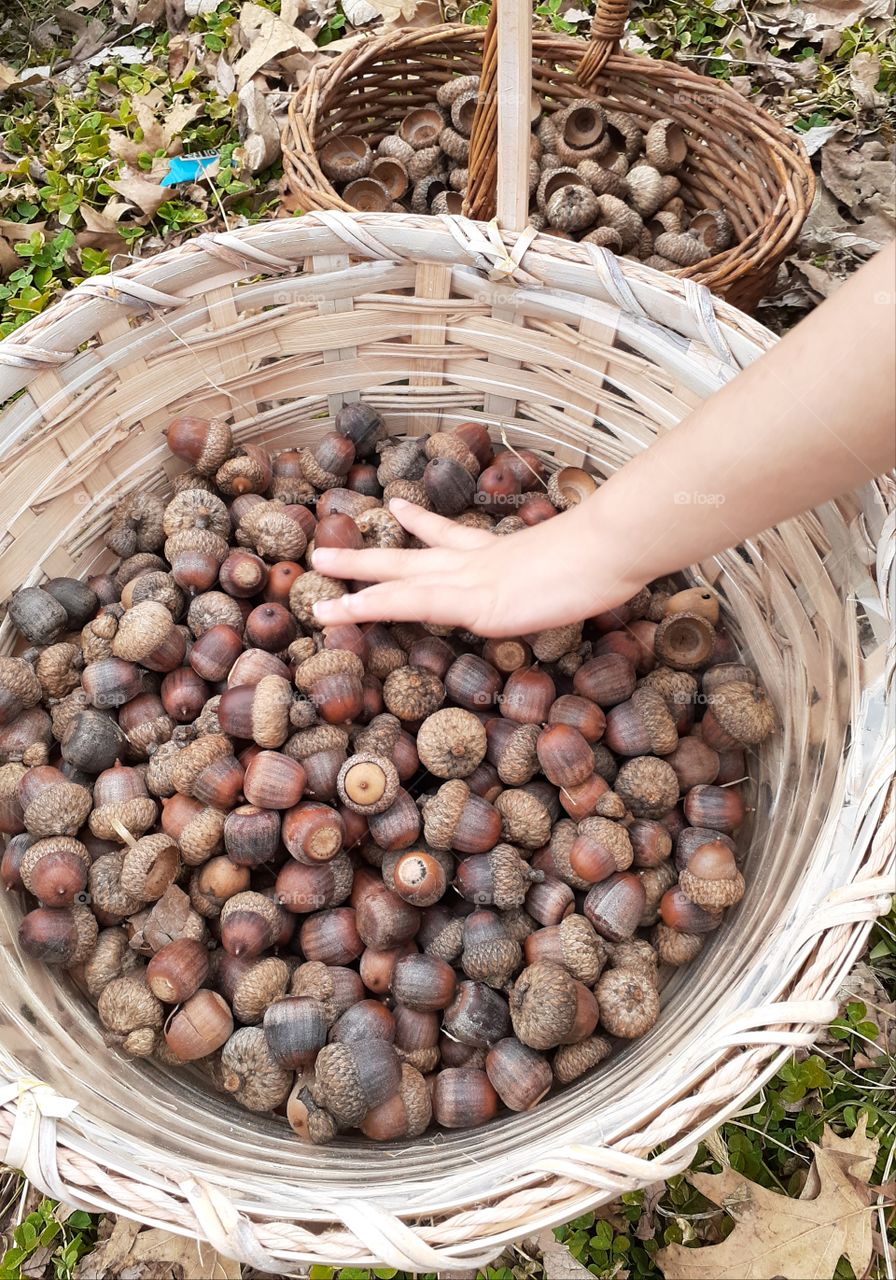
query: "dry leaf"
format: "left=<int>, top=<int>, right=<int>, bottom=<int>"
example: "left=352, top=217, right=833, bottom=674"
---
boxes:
left=107, top=173, right=170, bottom=221
left=0, top=236, right=20, bottom=278
left=0, top=61, right=19, bottom=91
left=656, top=1124, right=879, bottom=1280
left=76, top=1215, right=241, bottom=1279
left=849, top=51, right=886, bottom=107
left=342, top=0, right=382, bottom=23
left=236, top=82, right=281, bottom=173
left=535, top=1228, right=595, bottom=1280
left=233, top=2, right=317, bottom=88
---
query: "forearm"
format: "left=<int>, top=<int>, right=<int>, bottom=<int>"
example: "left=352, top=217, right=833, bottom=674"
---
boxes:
left=584, top=242, right=896, bottom=587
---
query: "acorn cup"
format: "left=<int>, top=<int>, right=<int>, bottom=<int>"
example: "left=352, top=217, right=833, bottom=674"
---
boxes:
left=455, top=843, right=543, bottom=910
left=509, top=962, right=598, bottom=1050
left=461, top=910, right=522, bottom=988
left=422, top=780, right=501, bottom=855
left=218, top=676, right=293, bottom=750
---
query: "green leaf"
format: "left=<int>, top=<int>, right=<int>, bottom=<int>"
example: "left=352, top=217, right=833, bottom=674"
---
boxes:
left=590, top=1220, right=614, bottom=1250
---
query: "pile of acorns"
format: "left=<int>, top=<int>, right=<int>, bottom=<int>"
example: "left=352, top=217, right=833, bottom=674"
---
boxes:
left=317, top=77, right=732, bottom=272
left=0, top=406, right=776, bottom=1141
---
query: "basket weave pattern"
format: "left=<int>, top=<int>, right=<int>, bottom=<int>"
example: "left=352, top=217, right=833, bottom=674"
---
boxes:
left=283, top=26, right=814, bottom=311
left=0, top=213, right=892, bottom=1272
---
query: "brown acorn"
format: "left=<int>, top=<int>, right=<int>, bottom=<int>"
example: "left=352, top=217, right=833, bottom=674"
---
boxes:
left=614, top=756, right=680, bottom=819
left=366, top=786, right=422, bottom=852
left=702, top=681, right=776, bottom=749
left=461, top=909, right=522, bottom=987
left=583, top=872, right=646, bottom=942
left=682, top=783, right=745, bottom=834
left=553, top=1034, right=613, bottom=1083
left=20, top=836, right=91, bottom=908
left=659, top=885, right=724, bottom=934
left=604, top=688, right=678, bottom=757
left=510, top=962, right=598, bottom=1050
left=147, top=937, right=210, bottom=1003
left=443, top=980, right=511, bottom=1047
left=431, top=1068, right=498, bottom=1130
left=383, top=665, right=445, bottom=722
left=390, top=850, right=448, bottom=908
left=415, top=706, right=487, bottom=779
left=284, top=724, right=349, bottom=801
left=165, top=988, right=233, bottom=1061
left=445, top=654, right=503, bottom=712
left=299, top=907, right=363, bottom=966
left=679, top=840, right=745, bottom=909
left=422, top=780, right=501, bottom=854
left=296, top=650, right=365, bottom=725
left=220, top=891, right=281, bottom=958
left=596, top=967, right=660, bottom=1038
left=499, top=667, right=556, bottom=724
left=523, top=914, right=607, bottom=985
left=574, top=653, right=637, bottom=707
left=312, top=1039, right=402, bottom=1127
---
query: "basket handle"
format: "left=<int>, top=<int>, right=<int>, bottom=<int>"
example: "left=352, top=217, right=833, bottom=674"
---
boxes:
left=465, top=0, right=627, bottom=224
left=464, top=0, right=532, bottom=229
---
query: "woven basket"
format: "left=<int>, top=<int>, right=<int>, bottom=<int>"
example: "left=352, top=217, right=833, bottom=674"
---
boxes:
left=0, top=207, right=892, bottom=1271
left=283, top=11, right=814, bottom=311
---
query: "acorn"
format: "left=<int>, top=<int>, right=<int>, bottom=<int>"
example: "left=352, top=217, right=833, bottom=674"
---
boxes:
left=118, top=693, right=175, bottom=758
left=81, top=656, right=144, bottom=710
left=363, top=786, right=420, bottom=852
left=682, top=783, right=745, bottom=834
left=20, top=836, right=91, bottom=907
left=223, top=805, right=281, bottom=868
left=218, top=550, right=269, bottom=600
left=614, top=756, right=679, bottom=819
left=164, top=528, right=229, bottom=594
left=295, top=650, right=365, bottom=725
left=596, top=967, right=660, bottom=1039
left=485, top=1037, right=553, bottom=1112
left=8, top=586, right=69, bottom=646
left=548, top=694, right=606, bottom=744
left=679, top=840, right=745, bottom=909
left=389, top=952, right=456, bottom=1012
left=664, top=735, right=720, bottom=790
left=218, top=675, right=292, bottom=750
left=19, top=904, right=98, bottom=966
left=0, top=705, right=52, bottom=767
left=417, top=904, right=465, bottom=964
left=165, top=988, right=233, bottom=1062
left=168, top=735, right=243, bottom=809
left=187, top=855, right=250, bottom=918
left=574, top=654, right=636, bottom=708
left=410, top=705, right=486, bottom=780
left=524, top=876, right=575, bottom=927
left=628, top=818, right=673, bottom=868
left=282, top=801, right=344, bottom=864
left=524, top=914, right=607, bottom=985
left=552, top=1034, right=613, bottom=1084
left=355, top=887, right=420, bottom=950
left=603, top=688, right=678, bottom=758
left=211, top=953, right=288, bottom=1025
left=165, top=416, right=233, bottom=474
left=300, top=907, right=363, bottom=966
left=238, top=501, right=310, bottom=563
left=454, top=842, right=541, bottom=909
left=389, top=850, right=448, bottom=908
left=220, top=891, right=281, bottom=957
left=423, top=456, right=476, bottom=517
left=498, top=668, right=555, bottom=725
left=147, top=937, right=210, bottom=1003
left=494, top=783, right=554, bottom=850
left=258, top=995, right=327, bottom=1069
left=461, top=909, right=522, bottom=987
left=535, top=723, right=593, bottom=789
left=88, top=852, right=145, bottom=922
left=289, top=961, right=363, bottom=1026
left=18, top=766, right=92, bottom=838
left=360, top=1062, right=432, bottom=1141
left=29, top=642, right=84, bottom=702
left=244, top=602, right=297, bottom=653
left=443, top=981, right=510, bottom=1047
left=120, top=832, right=181, bottom=901
left=466, top=760, right=503, bottom=804
left=112, top=600, right=185, bottom=673
left=659, top=886, right=724, bottom=934
left=80, top=927, right=141, bottom=1000
left=431, top=1068, right=498, bottom=1130
left=485, top=719, right=538, bottom=787
left=702, top=681, right=775, bottom=748
left=510, top=962, right=598, bottom=1050
left=299, top=433, right=356, bottom=491
left=584, top=872, right=646, bottom=942
left=216, top=1026, right=292, bottom=1113
left=97, top=972, right=164, bottom=1057
left=89, top=763, right=157, bottom=841
left=284, top=724, right=349, bottom=801
left=287, top=570, right=344, bottom=630
left=104, top=491, right=166, bottom=559
left=653, top=921, right=705, bottom=966
left=675, top=826, right=736, bottom=872
left=240, top=750, right=306, bottom=811
left=275, top=853, right=353, bottom=915
left=445, top=654, right=503, bottom=712
left=422, top=780, right=501, bottom=855
left=0, top=657, right=42, bottom=727
left=312, top=1039, right=402, bottom=1128
left=189, top=624, right=244, bottom=682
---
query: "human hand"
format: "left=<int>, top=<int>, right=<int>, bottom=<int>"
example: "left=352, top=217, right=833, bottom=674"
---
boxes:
left=310, top=498, right=642, bottom=636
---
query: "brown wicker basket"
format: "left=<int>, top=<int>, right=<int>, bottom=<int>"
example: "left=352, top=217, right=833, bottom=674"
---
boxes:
left=283, top=13, right=814, bottom=311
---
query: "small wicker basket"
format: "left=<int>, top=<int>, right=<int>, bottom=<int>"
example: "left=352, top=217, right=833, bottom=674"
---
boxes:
left=0, top=5, right=891, bottom=1268
left=283, top=6, right=814, bottom=311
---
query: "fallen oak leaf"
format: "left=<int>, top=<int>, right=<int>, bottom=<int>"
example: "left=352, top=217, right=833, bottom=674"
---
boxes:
left=535, top=1227, right=595, bottom=1280
left=234, top=1, right=317, bottom=88
left=236, top=82, right=281, bottom=174
left=107, top=172, right=170, bottom=223
left=657, top=1125, right=879, bottom=1280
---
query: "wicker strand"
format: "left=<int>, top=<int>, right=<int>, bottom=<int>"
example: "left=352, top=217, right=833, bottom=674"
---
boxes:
left=464, top=2, right=499, bottom=222
left=577, top=0, right=630, bottom=86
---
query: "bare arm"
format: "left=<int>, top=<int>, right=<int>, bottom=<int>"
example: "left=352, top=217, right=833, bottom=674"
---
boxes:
left=312, top=242, right=896, bottom=635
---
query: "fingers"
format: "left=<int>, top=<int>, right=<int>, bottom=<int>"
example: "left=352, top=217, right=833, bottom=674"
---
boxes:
left=388, top=499, right=494, bottom=550
left=313, top=579, right=478, bottom=628
left=311, top=545, right=456, bottom=583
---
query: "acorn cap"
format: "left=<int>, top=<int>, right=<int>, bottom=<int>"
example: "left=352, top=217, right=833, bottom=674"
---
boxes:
left=336, top=752, right=400, bottom=815
left=436, top=73, right=480, bottom=108
left=0, top=657, right=42, bottom=722
left=690, top=208, right=734, bottom=252
left=527, top=623, right=583, bottom=664
left=32, top=643, right=85, bottom=701
left=607, top=937, right=658, bottom=976
left=614, top=756, right=679, bottom=819
left=596, top=967, right=660, bottom=1039
left=220, top=1026, right=293, bottom=1112
left=163, top=489, right=230, bottom=539
left=312, top=1040, right=401, bottom=1127
left=679, top=845, right=745, bottom=909
left=104, top=491, right=166, bottom=559
left=576, top=815, right=634, bottom=872
left=356, top=508, right=406, bottom=549
left=23, top=780, right=92, bottom=838
left=98, top=973, right=164, bottom=1055
left=547, top=816, right=591, bottom=891
left=654, top=231, right=706, bottom=268
left=383, top=479, right=432, bottom=510
left=653, top=921, right=704, bottom=966
left=319, top=134, right=372, bottom=184
left=494, top=788, right=553, bottom=850
left=377, top=134, right=415, bottom=163
left=492, top=722, right=541, bottom=786
left=383, top=666, right=445, bottom=721
left=421, top=779, right=469, bottom=850
left=510, top=961, right=578, bottom=1051
left=376, top=437, right=429, bottom=486
left=289, top=572, right=345, bottom=628
left=416, top=707, right=487, bottom=779
left=461, top=910, right=522, bottom=987
left=630, top=686, right=679, bottom=754
left=296, top=650, right=365, bottom=694
left=439, top=125, right=469, bottom=163
left=285, top=724, right=350, bottom=761
left=88, top=852, right=145, bottom=919
left=552, top=1033, right=613, bottom=1083
left=89, top=794, right=158, bottom=842
left=654, top=610, right=716, bottom=670
left=545, top=184, right=599, bottom=233
left=163, top=528, right=229, bottom=571
left=639, top=666, right=698, bottom=710
left=707, top=682, right=775, bottom=746
left=645, top=118, right=687, bottom=174
left=576, top=160, right=629, bottom=201
left=83, top=927, right=141, bottom=1000
left=407, top=145, right=443, bottom=183
left=352, top=712, right=402, bottom=759
left=424, top=432, right=480, bottom=477
left=168, top=734, right=232, bottom=796
left=120, top=833, right=180, bottom=902
left=238, top=502, right=309, bottom=561
left=112, top=600, right=176, bottom=664
left=487, top=843, right=543, bottom=910
left=626, top=165, right=668, bottom=219
left=230, top=956, right=290, bottom=1024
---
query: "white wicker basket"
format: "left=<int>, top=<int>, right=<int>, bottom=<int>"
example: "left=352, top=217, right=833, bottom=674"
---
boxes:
left=0, top=208, right=892, bottom=1273
left=0, top=6, right=892, bottom=1265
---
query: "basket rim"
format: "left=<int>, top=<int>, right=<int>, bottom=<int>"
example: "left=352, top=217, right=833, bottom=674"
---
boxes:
left=282, top=24, right=815, bottom=305
left=0, top=212, right=892, bottom=1274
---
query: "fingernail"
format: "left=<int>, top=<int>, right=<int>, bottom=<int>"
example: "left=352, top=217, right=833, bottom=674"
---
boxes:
left=387, top=497, right=408, bottom=512
left=311, top=548, right=335, bottom=566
